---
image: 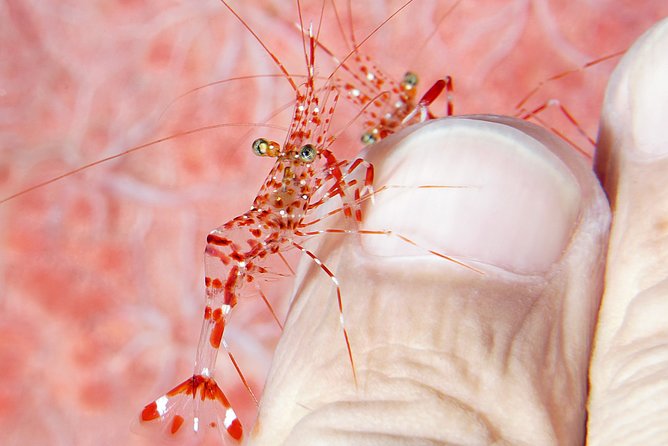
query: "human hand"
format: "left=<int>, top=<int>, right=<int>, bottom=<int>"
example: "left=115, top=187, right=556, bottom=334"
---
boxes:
left=247, top=17, right=668, bottom=446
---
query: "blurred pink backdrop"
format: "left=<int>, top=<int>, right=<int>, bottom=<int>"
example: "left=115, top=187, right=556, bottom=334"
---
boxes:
left=1, top=0, right=666, bottom=444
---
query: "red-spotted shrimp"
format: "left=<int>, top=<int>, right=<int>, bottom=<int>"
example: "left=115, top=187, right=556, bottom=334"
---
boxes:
left=313, top=0, right=461, bottom=145
left=136, top=6, right=375, bottom=443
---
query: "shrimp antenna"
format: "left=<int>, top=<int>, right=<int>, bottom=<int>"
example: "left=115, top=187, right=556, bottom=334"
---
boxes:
left=328, top=0, right=353, bottom=52
left=332, top=90, right=391, bottom=141
left=219, top=0, right=298, bottom=92
left=296, top=0, right=327, bottom=81
left=410, top=0, right=463, bottom=68
left=0, top=122, right=286, bottom=204
left=345, top=0, right=357, bottom=50
left=328, top=0, right=417, bottom=82
left=514, top=50, right=626, bottom=110
left=159, top=73, right=310, bottom=122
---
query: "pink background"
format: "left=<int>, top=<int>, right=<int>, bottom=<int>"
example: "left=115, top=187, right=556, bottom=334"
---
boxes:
left=1, top=0, right=667, bottom=444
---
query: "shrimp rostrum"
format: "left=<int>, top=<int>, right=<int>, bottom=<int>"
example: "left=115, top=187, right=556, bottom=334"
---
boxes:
left=137, top=23, right=373, bottom=444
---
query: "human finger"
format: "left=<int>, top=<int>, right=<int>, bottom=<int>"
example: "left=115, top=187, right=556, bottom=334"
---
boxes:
left=249, top=116, right=610, bottom=445
left=589, top=17, right=668, bottom=445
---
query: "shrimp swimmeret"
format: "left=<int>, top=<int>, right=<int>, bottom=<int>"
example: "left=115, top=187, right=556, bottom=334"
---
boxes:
left=136, top=16, right=376, bottom=443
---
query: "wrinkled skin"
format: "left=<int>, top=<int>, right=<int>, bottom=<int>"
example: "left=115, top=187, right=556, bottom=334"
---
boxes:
left=251, top=18, right=668, bottom=446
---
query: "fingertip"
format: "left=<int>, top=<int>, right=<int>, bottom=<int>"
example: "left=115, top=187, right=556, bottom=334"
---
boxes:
left=360, top=116, right=601, bottom=275
left=596, top=17, right=668, bottom=191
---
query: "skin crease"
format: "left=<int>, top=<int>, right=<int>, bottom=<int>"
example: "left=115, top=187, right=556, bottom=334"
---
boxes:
left=1, top=1, right=667, bottom=445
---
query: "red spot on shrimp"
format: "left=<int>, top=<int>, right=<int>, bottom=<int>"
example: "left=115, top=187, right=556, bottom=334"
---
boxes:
left=207, top=234, right=232, bottom=246
left=224, top=289, right=237, bottom=308
left=212, top=278, right=223, bottom=288
left=141, top=401, right=160, bottom=421
left=224, top=267, right=239, bottom=307
left=170, top=415, right=184, bottom=434
left=166, top=378, right=193, bottom=397
left=210, top=318, right=225, bottom=348
left=204, top=306, right=212, bottom=320
left=227, top=418, right=243, bottom=441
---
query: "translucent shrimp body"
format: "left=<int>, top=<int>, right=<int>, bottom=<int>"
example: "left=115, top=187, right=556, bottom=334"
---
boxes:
left=136, top=24, right=367, bottom=443
left=317, top=16, right=451, bottom=144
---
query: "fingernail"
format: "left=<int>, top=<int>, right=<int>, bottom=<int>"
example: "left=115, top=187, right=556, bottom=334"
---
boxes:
left=600, top=17, right=668, bottom=158
left=360, top=117, right=582, bottom=275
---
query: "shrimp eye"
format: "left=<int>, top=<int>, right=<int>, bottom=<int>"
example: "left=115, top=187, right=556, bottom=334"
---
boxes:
left=299, top=144, right=317, bottom=162
left=401, top=71, right=419, bottom=90
left=361, top=131, right=378, bottom=145
left=252, top=138, right=270, bottom=156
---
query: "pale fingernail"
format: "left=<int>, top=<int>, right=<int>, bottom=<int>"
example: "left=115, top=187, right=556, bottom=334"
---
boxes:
left=599, top=17, right=668, bottom=158
left=361, top=117, right=583, bottom=275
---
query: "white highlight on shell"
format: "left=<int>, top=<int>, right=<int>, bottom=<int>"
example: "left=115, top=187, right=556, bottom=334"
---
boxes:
left=155, top=395, right=168, bottom=416
left=224, top=408, right=238, bottom=428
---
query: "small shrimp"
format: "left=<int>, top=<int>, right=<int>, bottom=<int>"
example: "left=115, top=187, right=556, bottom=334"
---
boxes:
left=136, top=6, right=374, bottom=442
left=347, top=66, right=452, bottom=145
left=317, top=0, right=460, bottom=145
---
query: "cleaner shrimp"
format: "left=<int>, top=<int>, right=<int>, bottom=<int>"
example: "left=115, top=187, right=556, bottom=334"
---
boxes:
left=1, top=1, right=664, bottom=446
left=135, top=3, right=383, bottom=443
